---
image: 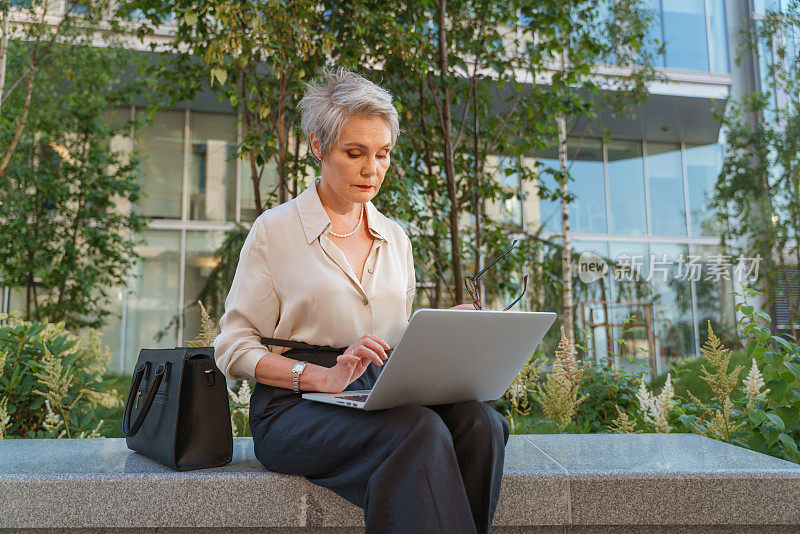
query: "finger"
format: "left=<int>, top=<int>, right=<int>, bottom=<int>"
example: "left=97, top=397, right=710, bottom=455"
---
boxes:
left=362, top=334, right=391, bottom=352
left=352, top=345, right=383, bottom=366
left=361, top=337, right=386, bottom=359
left=360, top=337, right=389, bottom=360
left=337, top=354, right=360, bottom=365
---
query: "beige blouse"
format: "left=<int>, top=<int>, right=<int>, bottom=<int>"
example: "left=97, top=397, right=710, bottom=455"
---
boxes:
left=213, top=178, right=416, bottom=382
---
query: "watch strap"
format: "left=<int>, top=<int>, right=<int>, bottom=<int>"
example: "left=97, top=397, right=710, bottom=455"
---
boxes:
left=292, top=361, right=307, bottom=394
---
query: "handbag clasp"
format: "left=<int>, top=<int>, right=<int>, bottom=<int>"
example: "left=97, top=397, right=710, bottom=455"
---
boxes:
left=204, top=368, right=215, bottom=386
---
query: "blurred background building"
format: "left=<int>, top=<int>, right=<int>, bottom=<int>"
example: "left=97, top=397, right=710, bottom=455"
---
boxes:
left=1, top=0, right=792, bottom=377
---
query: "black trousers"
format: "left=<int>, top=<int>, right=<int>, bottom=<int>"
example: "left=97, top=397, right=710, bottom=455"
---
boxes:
left=248, top=348, right=510, bottom=534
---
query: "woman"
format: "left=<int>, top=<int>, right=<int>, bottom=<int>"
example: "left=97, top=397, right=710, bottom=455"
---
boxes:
left=213, top=67, right=509, bottom=534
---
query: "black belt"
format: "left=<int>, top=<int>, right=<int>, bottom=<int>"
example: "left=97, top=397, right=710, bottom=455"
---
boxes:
left=260, top=337, right=343, bottom=354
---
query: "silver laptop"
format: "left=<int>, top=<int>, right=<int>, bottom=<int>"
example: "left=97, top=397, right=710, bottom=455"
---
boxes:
left=302, top=308, right=557, bottom=410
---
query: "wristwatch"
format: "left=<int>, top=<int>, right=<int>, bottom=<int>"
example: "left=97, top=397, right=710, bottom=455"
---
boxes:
left=291, top=361, right=308, bottom=394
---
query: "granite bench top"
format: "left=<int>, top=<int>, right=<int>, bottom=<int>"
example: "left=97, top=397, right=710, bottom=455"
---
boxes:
left=1, top=433, right=800, bottom=532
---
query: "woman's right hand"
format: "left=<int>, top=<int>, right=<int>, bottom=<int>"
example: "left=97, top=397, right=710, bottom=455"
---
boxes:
left=321, top=334, right=390, bottom=393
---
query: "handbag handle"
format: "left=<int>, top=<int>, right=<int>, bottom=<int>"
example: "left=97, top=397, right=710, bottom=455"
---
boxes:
left=122, top=361, right=170, bottom=437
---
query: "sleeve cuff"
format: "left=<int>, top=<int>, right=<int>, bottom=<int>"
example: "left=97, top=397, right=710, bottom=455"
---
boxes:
left=228, top=347, right=269, bottom=382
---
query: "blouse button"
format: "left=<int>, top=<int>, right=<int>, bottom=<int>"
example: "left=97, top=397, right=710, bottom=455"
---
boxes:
left=368, top=267, right=374, bottom=274
left=362, top=299, right=369, bottom=306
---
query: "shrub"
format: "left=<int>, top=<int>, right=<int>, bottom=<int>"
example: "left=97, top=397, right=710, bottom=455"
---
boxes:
left=733, top=287, right=800, bottom=461
left=621, top=288, right=800, bottom=463
left=651, top=350, right=750, bottom=404
left=0, top=311, right=121, bottom=439
left=574, top=360, right=641, bottom=433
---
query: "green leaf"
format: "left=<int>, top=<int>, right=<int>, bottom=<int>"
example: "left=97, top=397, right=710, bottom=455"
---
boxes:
left=761, top=424, right=780, bottom=446
left=778, top=433, right=800, bottom=458
left=767, top=379, right=787, bottom=403
left=184, top=9, right=197, bottom=26
left=749, top=408, right=767, bottom=426
left=777, top=406, right=799, bottom=430
left=784, top=361, right=800, bottom=381
left=210, top=68, right=227, bottom=87
left=79, top=411, right=92, bottom=428
left=677, top=413, right=696, bottom=429
left=746, top=339, right=757, bottom=359
left=765, top=412, right=786, bottom=431
left=741, top=305, right=754, bottom=315
left=750, top=431, right=766, bottom=451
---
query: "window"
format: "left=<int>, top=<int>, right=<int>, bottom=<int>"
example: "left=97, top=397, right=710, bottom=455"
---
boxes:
left=691, top=244, right=736, bottom=345
left=495, top=156, right=523, bottom=229
left=567, top=139, right=607, bottom=234
left=774, top=267, right=800, bottom=331
left=755, top=19, right=779, bottom=123
left=183, top=231, right=227, bottom=340
left=649, top=243, right=695, bottom=369
left=572, top=239, right=612, bottom=358
left=65, top=0, right=89, bottom=14
left=685, top=143, right=723, bottom=236
left=124, top=230, right=181, bottom=371
left=646, top=0, right=729, bottom=73
left=607, top=140, right=647, bottom=235
left=709, top=0, right=730, bottom=73
left=646, top=142, right=686, bottom=236
left=241, top=160, right=279, bottom=222
left=533, top=155, right=562, bottom=234
left=135, top=110, right=185, bottom=219
left=189, top=113, right=237, bottom=222
left=535, top=139, right=606, bottom=235
left=661, top=0, right=709, bottom=71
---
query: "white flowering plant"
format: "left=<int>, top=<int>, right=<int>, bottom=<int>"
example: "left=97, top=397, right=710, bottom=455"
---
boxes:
left=0, top=311, right=121, bottom=439
left=729, top=287, right=800, bottom=461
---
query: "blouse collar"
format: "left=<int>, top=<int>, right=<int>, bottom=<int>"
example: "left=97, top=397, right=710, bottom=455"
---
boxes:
left=295, top=178, right=391, bottom=245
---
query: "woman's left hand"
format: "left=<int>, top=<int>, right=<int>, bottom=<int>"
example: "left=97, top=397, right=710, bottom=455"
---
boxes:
left=449, top=303, right=480, bottom=310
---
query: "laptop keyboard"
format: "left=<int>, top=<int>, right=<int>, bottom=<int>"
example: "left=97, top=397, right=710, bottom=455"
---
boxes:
left=335, top=394, right=370, bottom=402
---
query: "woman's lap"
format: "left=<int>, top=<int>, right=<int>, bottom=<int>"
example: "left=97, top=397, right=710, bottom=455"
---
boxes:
left=250, top=396, right=505, bottom=479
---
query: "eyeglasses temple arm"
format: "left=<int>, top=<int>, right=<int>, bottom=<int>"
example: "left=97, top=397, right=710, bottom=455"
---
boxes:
left=502, top=274, right=529, bottom=311
left=473, top=239, right=519, bottom=280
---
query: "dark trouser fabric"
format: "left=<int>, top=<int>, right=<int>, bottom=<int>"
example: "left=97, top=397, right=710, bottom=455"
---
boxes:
left=248, top=348, right=510, bottom=534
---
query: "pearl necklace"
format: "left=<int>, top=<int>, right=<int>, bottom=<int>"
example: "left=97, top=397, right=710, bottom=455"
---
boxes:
left=329, top=203, right=364, bottom=238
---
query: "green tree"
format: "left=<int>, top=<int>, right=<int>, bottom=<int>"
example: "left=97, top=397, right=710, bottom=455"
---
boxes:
left=126, top=0, right=659, bottom=337
left=123, top=0, right=333, bottom=324
left=348, top=0, right=660, bottom=330
left=1, top=0, right=126, bottom=177
left=123, top=0, right=329, bottom=210
left=714, top=5, right=800, bottom=338
left=0, top=42, right=147, bottom=329
left=519, top=0, right=661, bottom=344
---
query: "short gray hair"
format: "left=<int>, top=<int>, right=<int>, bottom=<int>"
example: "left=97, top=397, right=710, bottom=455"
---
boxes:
left=298, top=67, right=399, bottom=163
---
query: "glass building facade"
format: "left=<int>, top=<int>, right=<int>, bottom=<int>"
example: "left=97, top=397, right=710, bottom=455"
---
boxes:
left=84, top=107, right=271, bottom=375
left=495, top=139, right=732, bottom=376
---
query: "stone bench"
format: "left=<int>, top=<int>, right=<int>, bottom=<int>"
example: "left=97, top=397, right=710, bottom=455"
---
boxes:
left=1, top=433, right=800, bottom=533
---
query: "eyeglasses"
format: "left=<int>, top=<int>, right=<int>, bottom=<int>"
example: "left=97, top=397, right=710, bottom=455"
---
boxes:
left=465, top=239, right=529, bottom=311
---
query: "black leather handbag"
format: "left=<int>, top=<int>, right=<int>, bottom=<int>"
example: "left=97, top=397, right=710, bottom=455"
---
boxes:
left=122, top=346, right=233, bottom=471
